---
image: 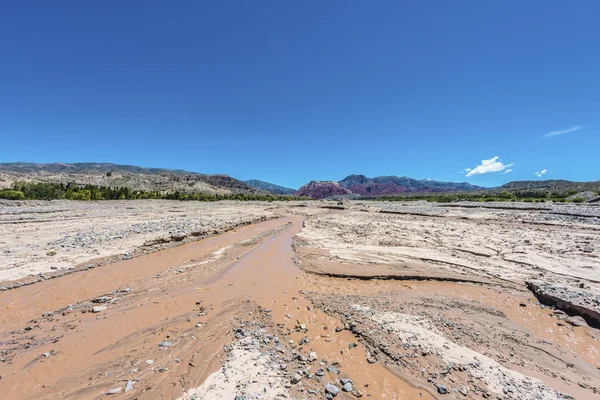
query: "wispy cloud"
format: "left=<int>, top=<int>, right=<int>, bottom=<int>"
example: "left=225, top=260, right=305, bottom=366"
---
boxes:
left=545, top=125, right=583, bottom=137
left=534, top=169, right=548, bottom=177
left=463, top=156, right=513, bottom=177
left=503, top=169, right=513, bottom=174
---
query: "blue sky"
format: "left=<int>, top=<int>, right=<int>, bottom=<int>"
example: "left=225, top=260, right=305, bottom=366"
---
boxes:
left=1, top=1, right=598, bottom=189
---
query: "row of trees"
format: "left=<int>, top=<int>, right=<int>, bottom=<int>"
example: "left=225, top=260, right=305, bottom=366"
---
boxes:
left=0, top=182, right=303, bottom=202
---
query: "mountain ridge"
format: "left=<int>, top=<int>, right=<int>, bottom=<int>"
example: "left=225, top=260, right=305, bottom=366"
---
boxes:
left=244, top=179, right=296, bottom=195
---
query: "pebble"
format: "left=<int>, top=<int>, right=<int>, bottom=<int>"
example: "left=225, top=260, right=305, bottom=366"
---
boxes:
left=326, top=383, right=340, bottom=396
left=565, top=316, right=588, bottom=327
left=291, top=373, right=302, bottom=384
left=106, top=387, right=122, bottom=395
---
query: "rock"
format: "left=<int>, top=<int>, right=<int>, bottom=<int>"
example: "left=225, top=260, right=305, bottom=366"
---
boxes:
left=159, top=341, right=172, bottom=347
left=583, top=246, right=594, bottom=253
left=106, top=387, right=122, bottom=395
left=145, top=359, right=154, bottom=365
left=125, top=380, right=134, bottom=392
left=459, top=387, right=469, bottom=396
left=309, top=351, right=318, bottom=361
left=437, top=385, right=448, bottom=394
left=342, top=382, right=353, bottom=392
left=92, top=305, right=107, bottom=313
left=291, top=373, right=301, bottom=384
left=565, top=316, right=588, bottom=327
left=326, top=383, right=340, bottom=396
left=366, top=357, right=377, bottom=364
left=92, top=296, right=112, bottom=303
left=316, top=368, right=325, bottom=376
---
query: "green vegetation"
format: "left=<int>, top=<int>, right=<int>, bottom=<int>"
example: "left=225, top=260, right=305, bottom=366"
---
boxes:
left=0, top=181, right=304, bottom=202
left=367, top=190, right=588, bottom=203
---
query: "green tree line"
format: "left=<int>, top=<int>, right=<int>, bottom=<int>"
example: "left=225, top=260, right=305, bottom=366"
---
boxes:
left=0, top=181, right=305, bottom=202
left=366, top=189, right=591, bottom=203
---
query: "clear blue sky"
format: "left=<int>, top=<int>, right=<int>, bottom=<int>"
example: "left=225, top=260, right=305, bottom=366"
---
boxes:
left=1, top=1, right=598, bottom=189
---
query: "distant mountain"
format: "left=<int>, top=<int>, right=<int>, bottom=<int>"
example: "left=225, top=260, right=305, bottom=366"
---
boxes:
left=0, top=162, right=193, bottom=175
left=338, top=174, right=484, bottom=196
left=0, top=162, right=261, bottom=195
left=296, top=181, right=351, bottom=199
left=244, top=179, right=296, bottom=195
left=498, top=179, right=600, bottom=193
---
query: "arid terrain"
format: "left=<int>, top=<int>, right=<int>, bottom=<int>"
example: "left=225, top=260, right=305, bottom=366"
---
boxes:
left=1, top=200, right=600, bottom=399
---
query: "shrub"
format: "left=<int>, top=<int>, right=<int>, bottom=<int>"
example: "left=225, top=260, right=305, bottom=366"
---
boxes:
left=0, top=189, right=26, bottom=200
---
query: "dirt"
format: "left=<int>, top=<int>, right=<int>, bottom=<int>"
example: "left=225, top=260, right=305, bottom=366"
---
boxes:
left=1, top=200, right=600, bottom=399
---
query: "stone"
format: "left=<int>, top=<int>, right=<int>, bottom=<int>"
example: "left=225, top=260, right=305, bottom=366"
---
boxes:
left=159, top=341, right=172, bottom=347
left=92, top=305, right=107, bottom=313
left=342, top=382, right=353, bottom=392
left=106, top=387, right=122, bottom=395
left=565, top=316, right=588, bottom=327
left=309, top=351, right=318, bottom=361
left=437, top=385, right=448, bottom=394
left=291, top=373, right=302, bottom=384
left=92, top=296, right=112, bottom=303
left=459, top=387, right=468, bottom=396
left=326, top=383, right=340, bottom=396
left=145, top=359, right=154, bottom=365
left=125, top=380, right=134, bottom=392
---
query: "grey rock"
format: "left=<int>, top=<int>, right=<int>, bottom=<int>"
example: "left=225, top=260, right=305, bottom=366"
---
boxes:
left=106, top=387, right=122, bottom=395
left=566, top=315, right=588, bottom=327
left=291, top=373, right=301, bottom=384
left=159, top=341, right=172, bottom=347
left=92, top=305, right=107, bottom=313
left=326, top=383, right=340, bottom=396
left=437, top=385, right=448, bottom=394
left=125, top=380, right=134, bottom=393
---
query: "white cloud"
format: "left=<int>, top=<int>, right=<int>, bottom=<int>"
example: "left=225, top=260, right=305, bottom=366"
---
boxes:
left=545, top=125, right=583, bottom=137
left=534, top=169, right=548, bottom=177
left=503, top=169, right=513, bottom=174
left=463, top=156, right=513, bottom=177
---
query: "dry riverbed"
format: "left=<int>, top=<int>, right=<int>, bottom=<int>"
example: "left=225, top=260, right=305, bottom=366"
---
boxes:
left=1, top=200, right=599, bottom=399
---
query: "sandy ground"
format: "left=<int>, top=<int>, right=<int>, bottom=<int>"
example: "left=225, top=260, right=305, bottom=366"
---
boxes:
left=1, top=200, right=600, bottom=399
left=0, top=200, right=274, bottom=284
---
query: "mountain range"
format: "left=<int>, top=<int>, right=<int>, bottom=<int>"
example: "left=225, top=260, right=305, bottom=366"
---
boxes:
left=1, top=162, right=597, bottom=199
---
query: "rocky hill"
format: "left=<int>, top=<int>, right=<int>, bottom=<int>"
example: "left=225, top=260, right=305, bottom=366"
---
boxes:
left=338, top=174, right=484, bottom=196
left=498, top=179, right=600, bottom=193
left=244, top=180, right=296, bottom=195
left=296, top=181, right=350, bottom=199
left=0, top=162, right=262, bottom=195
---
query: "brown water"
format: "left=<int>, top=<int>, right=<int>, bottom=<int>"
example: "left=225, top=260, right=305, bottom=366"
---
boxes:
left=0, top=215, right=430, bottom=399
